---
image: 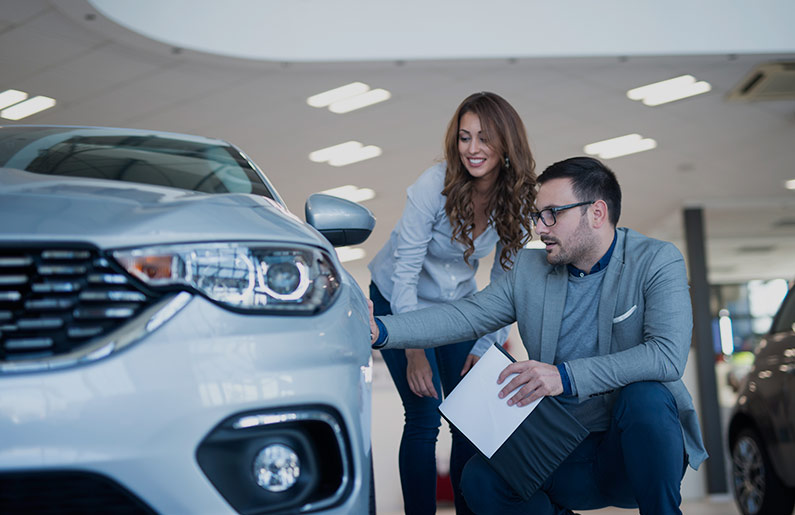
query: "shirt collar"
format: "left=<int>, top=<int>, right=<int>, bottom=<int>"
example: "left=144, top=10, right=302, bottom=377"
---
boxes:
left=567, top=230, right=617, bottom=277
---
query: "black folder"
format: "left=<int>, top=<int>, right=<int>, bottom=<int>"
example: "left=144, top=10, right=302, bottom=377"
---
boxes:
left=440, top=343, right=589, bottom=500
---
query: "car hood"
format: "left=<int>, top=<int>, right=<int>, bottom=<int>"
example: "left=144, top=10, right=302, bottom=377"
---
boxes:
left=0, top=167, right=327, bottom=250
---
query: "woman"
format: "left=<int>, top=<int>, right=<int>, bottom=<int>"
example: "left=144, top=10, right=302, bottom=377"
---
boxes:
left=368, top=92, right=536, bottom=514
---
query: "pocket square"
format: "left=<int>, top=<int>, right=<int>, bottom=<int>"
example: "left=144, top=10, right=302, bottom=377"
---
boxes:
left=613, top=305, right=637, bottom=323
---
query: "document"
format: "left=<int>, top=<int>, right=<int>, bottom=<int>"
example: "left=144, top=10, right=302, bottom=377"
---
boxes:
left=439, top=343, right=541, bottom=458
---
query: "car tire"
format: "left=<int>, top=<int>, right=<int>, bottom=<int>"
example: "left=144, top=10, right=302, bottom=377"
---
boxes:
left=732, top=427, right=795, bottom=515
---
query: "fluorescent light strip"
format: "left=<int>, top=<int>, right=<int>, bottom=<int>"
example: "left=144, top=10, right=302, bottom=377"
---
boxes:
left=627, top=75, right=711, bottom=106
left=307, top=82, right=369, bottom=108
left=0, top=89, right=28, bottom=109
left=786, top=179, right=795, bottom=190
left=329, top=88, right=391, bottom=114
left=584, top=134, right=657, bottom=159
left=524, top=240, right=546, bottom=249
left=1, top=96, right=56, bottom=120
left=309, top=141, right=382, bottom=167
left=321, top=185, right=376, bottom=202
left=336, top=246, right=366, bottom=263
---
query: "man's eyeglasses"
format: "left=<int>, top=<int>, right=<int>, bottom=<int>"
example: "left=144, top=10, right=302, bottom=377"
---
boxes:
left=530, top=201, right=595, bottom=227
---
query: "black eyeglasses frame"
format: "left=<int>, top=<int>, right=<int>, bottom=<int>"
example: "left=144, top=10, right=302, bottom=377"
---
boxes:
left=530, top=200, right=595, bottom=227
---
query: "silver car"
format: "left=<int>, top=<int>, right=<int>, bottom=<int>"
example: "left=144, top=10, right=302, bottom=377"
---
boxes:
left=0, top=125, right=376, bottom=514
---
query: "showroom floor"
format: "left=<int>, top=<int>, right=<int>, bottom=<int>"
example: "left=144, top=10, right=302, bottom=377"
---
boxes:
left=382, top=495, right=740, bottom=515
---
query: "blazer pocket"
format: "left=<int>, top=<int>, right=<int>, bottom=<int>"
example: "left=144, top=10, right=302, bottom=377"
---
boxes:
left=613, top=305, right=637, bottom=324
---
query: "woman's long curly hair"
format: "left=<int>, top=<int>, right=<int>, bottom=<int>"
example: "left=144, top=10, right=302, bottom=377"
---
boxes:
left=442, top=92, right=536, bottom=269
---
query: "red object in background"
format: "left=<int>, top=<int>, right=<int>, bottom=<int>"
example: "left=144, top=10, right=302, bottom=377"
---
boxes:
left=436, top=473, right=454, bottom=504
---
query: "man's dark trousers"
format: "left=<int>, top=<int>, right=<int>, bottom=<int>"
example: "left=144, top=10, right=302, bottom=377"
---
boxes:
left=460, top=382, right=687, bottom=515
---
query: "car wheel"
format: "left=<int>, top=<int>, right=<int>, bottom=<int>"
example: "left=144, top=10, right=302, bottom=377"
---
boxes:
left=732, top=428, right=795, bottom=515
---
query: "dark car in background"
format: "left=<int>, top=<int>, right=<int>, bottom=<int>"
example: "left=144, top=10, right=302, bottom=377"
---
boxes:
left=729, top=282, right=795, bottom=515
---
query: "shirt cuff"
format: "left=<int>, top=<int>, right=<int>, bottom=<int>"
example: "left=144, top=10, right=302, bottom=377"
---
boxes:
left=557, top=363, right=572, bottom=397
left=372, top=318, right=388, bottom=349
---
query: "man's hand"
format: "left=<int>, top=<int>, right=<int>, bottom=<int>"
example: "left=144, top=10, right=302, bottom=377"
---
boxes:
left=460, top=353, right=480, bottom=376
left=497, top=360, right=563, bottom=407
left=406, top=349, right=438, bottom=399
left=367, top=299, right=378, bottom=344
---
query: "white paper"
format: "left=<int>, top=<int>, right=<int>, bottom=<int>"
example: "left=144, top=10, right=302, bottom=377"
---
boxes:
left=439, top=344, right=542, bottom=458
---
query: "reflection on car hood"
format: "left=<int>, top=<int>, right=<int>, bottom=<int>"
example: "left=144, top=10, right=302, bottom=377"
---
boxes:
left=0, top=167, right=325, bottom=249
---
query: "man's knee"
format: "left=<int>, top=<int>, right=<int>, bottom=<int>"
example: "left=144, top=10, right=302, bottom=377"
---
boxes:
left=614, top=381, right=678, bottom=429
left=461, top=456, right=487, bottom=512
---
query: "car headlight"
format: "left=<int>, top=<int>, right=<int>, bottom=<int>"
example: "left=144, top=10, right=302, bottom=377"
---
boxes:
left=113, top=243, right=340, bottom=314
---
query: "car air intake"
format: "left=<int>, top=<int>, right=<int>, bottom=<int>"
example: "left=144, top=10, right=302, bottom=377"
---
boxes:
left=0, top=245, right=158, bottom=366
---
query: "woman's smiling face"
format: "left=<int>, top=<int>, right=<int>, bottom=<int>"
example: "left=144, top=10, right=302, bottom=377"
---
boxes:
left=457, top=111, right=500, bottom=182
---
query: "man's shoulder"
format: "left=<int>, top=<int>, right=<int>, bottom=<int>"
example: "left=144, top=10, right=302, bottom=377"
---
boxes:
left=619, top=228, right=684, bottom=263
left=515, top=247, right=555, bottom=273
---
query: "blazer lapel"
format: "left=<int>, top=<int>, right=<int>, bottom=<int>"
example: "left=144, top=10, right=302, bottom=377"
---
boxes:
left=540, top=266, right=567, bottom=364
left=597, top=230, right=626, bottom=355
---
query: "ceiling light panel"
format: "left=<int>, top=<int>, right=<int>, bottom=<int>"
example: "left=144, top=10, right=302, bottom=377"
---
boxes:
left=307, top=82, right=370, bottom=108
left=786, top=179, right=795, bottom=190
left=320, top=185, right=376, bottom=203
left=329, top=89, right=391, bottom=114
left=584, top=134, right=657, bottom=159
left=308, top=82, right=390, bottom=113
left=1, top=95, right=56, bottom=120
left=309, top=141, right=382, bottom=167
left=335, top=246, right=366, bottom=263
left=627, top=75, right=711, bottom=106
left=0, top=90, right=28, bottom=109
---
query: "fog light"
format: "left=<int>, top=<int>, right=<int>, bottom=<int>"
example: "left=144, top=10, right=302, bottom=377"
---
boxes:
left=253, top=444, right=301, bottom=492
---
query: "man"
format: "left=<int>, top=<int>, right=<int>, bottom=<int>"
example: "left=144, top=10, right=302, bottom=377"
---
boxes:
left=369, top=157, right=707, bottom=514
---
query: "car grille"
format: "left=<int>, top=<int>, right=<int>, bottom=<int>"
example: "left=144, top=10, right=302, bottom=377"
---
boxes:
left=0, top=245, right=159, bottom=364
left=0, top=470, right=157, bottom=514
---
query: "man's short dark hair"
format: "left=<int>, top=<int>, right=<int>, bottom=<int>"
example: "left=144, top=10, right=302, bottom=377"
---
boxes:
left=537, top=156, right=622, bottom=226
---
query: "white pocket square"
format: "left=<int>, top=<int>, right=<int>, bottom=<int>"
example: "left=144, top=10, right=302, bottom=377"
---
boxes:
left=613, top=305, right=637, bottom=323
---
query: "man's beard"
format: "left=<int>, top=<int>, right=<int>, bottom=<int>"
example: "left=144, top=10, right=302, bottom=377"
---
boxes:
left=543, top=216, right=594, bottom=267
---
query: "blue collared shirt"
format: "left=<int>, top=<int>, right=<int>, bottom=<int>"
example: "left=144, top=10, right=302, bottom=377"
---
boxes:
left=557, top=230, right=617, bottom=395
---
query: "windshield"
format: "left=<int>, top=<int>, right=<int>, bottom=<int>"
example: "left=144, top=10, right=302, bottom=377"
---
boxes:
left=0, top=126, right=276, bottom=199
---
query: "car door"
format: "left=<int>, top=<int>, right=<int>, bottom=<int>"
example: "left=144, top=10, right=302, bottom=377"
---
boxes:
left=769, top=286, right=795, bottom=485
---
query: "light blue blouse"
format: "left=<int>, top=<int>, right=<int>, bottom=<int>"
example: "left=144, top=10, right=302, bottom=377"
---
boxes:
left=368, top=162, right=511, bottom=356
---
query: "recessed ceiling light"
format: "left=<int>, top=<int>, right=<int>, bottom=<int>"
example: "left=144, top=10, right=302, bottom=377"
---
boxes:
left=329, top=89, right=391, bottom=114
left=320, top=185, right=376, bottom=202
left=1, top=95, right=56, bottom=120
left=336, top=246, right=366, bottom=263
left=627, top=75, right=711, bottom=106
left=307, top=82, right=391, bottom=113
left=786, top=179, right=795, bottom=190
left=0, top=89, right=28, bottom=109
left=307, top=82, right=370, bottom=108
left=309, top=141, right=382, bottom=167
left=584, top=134, right=657, bottom=159
left=525, top=240, right=546, bottom=249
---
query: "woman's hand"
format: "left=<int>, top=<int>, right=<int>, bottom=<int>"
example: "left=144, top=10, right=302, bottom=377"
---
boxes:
left=367, top=300, right=378, bottom=344
left=460, top=353, right=480, bottom=376
left=405, top=349, right=438, bottom=399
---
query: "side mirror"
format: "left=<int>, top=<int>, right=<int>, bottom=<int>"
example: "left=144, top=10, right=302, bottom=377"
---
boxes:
left=305, top=193, right=375, bottom=247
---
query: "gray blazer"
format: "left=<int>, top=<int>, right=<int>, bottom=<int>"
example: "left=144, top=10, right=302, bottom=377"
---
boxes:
left=378, top=227, right=708, bottom=469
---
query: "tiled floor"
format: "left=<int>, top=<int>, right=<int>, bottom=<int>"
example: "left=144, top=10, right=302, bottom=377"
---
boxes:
left=384, top=495, right=740, bottom=514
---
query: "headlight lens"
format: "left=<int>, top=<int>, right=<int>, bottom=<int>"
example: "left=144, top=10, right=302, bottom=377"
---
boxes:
left=113, top=243, right=340, bottom=314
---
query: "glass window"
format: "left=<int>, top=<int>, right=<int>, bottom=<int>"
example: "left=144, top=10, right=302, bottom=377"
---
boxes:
left=0, top=127, right=275, bottom=199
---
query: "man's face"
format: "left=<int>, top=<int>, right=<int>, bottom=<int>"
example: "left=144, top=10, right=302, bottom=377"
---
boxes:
left=534, top=178, right=597, bottom=268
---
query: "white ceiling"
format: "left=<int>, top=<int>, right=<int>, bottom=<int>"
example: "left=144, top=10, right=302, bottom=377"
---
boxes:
left=2, top=0, right=795, bottom=289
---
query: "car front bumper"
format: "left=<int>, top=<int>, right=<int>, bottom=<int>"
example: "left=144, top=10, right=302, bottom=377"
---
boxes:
left=0, top=292, right=373, bottom=514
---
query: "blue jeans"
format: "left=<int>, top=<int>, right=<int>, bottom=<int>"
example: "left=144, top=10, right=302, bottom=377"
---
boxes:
left=371, top=283, right=477, bottom=515
left=460, top=382, right=687, bottom=515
